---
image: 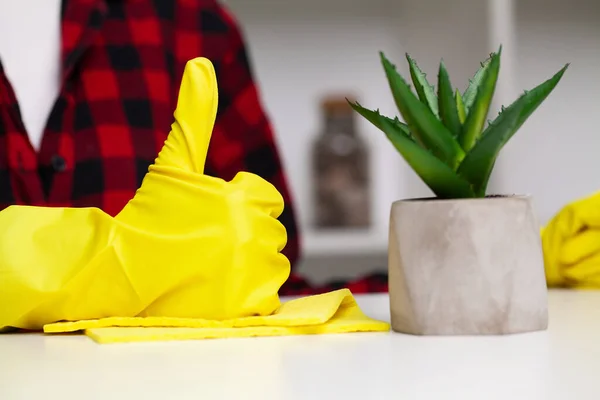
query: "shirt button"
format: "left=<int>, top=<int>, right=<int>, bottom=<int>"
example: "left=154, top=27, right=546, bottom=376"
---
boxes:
left=51, top=155, right=67, bottom=172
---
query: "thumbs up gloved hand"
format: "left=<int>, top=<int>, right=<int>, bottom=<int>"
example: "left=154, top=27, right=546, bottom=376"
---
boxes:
left=542, top=191, right=600, bottom=289
left=0, top=57, right=389, bottom=343
left=0, top=58, right=290, bottom=330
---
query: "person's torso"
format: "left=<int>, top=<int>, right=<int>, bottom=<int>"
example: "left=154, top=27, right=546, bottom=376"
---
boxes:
left=0, top=0, right=228, bottom=216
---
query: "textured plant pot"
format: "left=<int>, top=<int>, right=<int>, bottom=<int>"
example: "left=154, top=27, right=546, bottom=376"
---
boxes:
left=388, top=195, right=548, bottom=335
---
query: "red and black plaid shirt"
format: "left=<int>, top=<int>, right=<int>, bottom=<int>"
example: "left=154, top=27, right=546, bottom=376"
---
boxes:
left=0, top=0, right=387, bottom=295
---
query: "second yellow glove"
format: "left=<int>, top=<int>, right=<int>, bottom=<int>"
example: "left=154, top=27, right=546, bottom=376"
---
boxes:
left=542, top=191, right=600, bottom=289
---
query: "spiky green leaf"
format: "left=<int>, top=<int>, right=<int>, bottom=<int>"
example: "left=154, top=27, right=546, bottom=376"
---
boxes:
left=380, top=52, right=465, bottom=168
left=455, top=89, right=466, bottom=124
left=458, top=107, right=520, bottom=197
left=459, top=49, right=501, bottom=151
left=346, top=99, right=415, bottom=141
left=462, top=54, right=493, bottom=115
left=457, top=64, right=569, bottom=195
left=350, top=102, right=475, bottom=198
left=438, top=60, right=462, bottom=137
left=487, top=64, right=568, bottom=139
left=406, top=54, right=439, bottom=117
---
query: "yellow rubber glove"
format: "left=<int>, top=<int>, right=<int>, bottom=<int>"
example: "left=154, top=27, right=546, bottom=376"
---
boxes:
left=0, top=58, right=288, bottom=329
left=542, top=191, right=600, bottom=289
left=0, top=57, right=389, bottom=341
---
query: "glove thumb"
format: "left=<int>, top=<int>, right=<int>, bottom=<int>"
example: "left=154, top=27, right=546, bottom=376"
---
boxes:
left=154, top=57, right=219, bottom=173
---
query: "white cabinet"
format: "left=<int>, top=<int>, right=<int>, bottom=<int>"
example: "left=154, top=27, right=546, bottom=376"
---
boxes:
left=222, top=0, right=599, bottom=278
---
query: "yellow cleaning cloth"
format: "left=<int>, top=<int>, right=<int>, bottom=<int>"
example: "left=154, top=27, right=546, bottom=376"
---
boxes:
left=44, top=289, right=389, bottom=344
left=542, top=191, right=600, bottom=289
left=0, top=57, right=389, bottom=342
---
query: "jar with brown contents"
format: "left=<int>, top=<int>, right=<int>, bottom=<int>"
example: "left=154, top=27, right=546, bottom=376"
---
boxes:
left=311, top=95, right=371, bottom=229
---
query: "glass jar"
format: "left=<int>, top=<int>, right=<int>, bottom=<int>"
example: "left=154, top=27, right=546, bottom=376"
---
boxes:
left=311, top=95, right=371, bottom=229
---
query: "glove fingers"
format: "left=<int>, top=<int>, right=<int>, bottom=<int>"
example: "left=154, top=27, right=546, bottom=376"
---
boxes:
left=562, top=252, right=600, bottom=286
left=155, top=57, right=218, bottom=173
left=228, top=172, right=288, bottom=253
left=560, top=229, right=600, bottom=265
left=568, top=191, right=600, bottom=229
left=543, top=191, right=600, bottom=239
left=230, top=172, right=285, bottom=219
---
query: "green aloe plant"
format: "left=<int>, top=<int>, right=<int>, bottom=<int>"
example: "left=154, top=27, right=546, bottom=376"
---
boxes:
left=349, top=47, right=568, bottom=198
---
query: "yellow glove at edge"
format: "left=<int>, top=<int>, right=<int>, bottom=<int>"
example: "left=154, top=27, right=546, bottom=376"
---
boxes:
left=542, top=191, right=600, bottom=289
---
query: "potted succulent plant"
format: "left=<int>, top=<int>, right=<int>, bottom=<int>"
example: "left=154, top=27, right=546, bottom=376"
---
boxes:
left=349, top=47, right=568, bottom=335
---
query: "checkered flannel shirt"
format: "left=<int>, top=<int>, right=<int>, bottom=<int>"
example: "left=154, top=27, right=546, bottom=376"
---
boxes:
left=0, top=0, right=388, bottom=295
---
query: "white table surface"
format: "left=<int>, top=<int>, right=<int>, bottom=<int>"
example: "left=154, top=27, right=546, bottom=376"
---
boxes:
left=1, top=289, right=600, bottom=400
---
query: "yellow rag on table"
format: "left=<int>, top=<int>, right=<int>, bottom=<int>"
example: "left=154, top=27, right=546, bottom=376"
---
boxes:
left=542, top=191, right=600, bottom=289
left=0, top=57, right=389, bottom=343
left=44, top=289, right=388, bottom=344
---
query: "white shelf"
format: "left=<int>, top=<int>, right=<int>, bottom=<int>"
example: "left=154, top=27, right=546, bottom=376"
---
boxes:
left=302, top=230, right=388, bottom=258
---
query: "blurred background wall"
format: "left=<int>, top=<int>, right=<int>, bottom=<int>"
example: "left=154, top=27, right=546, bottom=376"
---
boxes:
left=222, top=0, right=600, bottom=284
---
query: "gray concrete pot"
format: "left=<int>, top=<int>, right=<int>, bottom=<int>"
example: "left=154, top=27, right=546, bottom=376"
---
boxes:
left=388, top=195, right=548, bottom=335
